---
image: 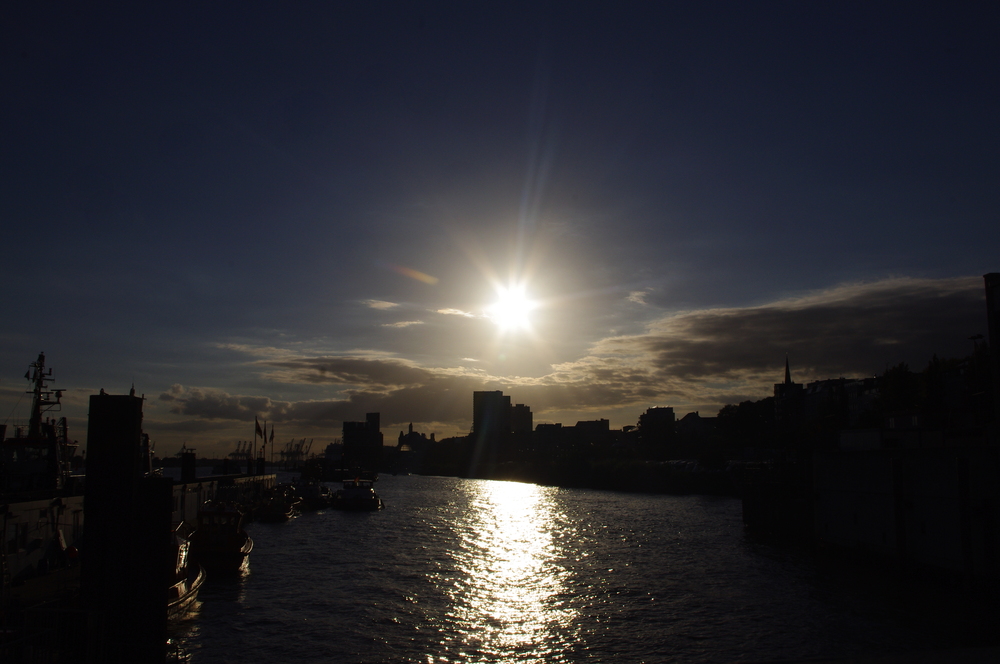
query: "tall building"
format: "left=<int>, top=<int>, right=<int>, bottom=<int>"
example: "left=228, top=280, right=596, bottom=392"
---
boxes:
left=470, top=391, right=533, bottom=477
left=342, top=412, right=383, bottom=471
left=472, top=391, right=511, bottom=438
left=511, top=403, right=533, bottom=434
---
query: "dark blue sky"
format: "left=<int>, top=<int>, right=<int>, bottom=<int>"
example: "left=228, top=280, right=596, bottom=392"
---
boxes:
left=3, top=2, right=997, bottom=454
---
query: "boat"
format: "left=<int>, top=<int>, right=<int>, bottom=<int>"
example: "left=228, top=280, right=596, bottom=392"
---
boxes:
left=167, top=522, right=205, bottom=619
left=1, top=353, right=85, bottom=609
left=293, top=479, right=333, bottom=510
left=189, top=502, right=253, bottom=573
left=331, top=477, right=384, bottom=511
left=254, top=484, right=301, bottom=522
left=255, top=496, right=297, bottom=522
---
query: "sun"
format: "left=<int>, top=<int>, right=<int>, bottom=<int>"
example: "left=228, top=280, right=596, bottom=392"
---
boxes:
left=487, top=285, right=537, bottom=332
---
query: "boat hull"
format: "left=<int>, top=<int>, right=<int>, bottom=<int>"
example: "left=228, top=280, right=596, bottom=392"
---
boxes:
left=167, top=564, right=205, bottom=620
left=190, top=536, right=253, bottom=573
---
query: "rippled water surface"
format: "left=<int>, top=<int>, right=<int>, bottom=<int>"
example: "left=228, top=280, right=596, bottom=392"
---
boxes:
left=171, top=475, right=997, bottom=663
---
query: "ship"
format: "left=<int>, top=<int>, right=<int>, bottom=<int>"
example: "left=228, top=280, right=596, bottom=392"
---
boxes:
left=1, top=353, right=84, bottom=608
left=189, top=501, right=254, bottom=573
left=331, top=476, right=384, bottom=511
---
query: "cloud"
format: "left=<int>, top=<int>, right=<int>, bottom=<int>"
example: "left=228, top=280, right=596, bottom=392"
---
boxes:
left=383, top=320, right=424, bottom=328
left=527, top=276, right=985, bottom=412
left=144, top=418, right=240, bottom=434
left=639, top=276, right=983, bottom=380
left=159, top=384, right=278, bottom=420
left=153, top=276, right=987, bottom=439
left=365, top=300, right=399, bottom=310
left=155, top=370, right=488, bottom=434
left=627, top=289, right=651, bottom=305
left=257, top=356, right=436, bottom=388
left=380, top=263, right=439, bottom=285
left=436, top=308, right=476, bottom=317
left=215, top=343, right=295, bottom=358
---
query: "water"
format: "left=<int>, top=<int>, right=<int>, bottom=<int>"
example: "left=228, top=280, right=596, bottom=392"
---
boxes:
left=170, top=475, right=997, bottom=663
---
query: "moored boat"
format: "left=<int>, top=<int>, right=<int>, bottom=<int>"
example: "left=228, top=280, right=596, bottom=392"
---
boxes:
left=293, top=479, right=333, bottom=510
left=189, top=502, right=253, bottom=573
left=254, top=484, right=301, bottom=522
left=331, top=477, right=384, bottom=511
left=167, top=522, right=205, bottom=619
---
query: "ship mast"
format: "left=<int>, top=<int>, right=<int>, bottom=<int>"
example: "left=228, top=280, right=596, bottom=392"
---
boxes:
left=26, top=352, right=63, bottom=439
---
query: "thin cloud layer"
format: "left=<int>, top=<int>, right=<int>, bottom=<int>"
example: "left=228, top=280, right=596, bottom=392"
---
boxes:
left=436, top=308, right=476, bottom=318
left=365, top=300, right=400, bottom=310
left=627, top=290, right=651, bottom=305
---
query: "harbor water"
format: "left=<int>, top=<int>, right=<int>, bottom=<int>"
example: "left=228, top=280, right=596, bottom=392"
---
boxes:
left=170, top=474, right=998, bottom=663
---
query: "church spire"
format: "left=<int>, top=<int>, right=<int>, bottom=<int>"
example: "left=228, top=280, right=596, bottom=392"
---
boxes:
left=784, top=355, right=792, bottom=385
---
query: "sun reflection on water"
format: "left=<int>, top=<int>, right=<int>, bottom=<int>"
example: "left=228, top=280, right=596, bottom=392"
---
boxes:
left=430, top=480, right=578, bottom=663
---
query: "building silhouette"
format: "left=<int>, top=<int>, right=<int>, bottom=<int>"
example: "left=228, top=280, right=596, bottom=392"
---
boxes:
left=637, top=406, right=675, bottom=445
left=472, top=391, right=511, bottom=439
left=511, top=403, right=533, bottom=434
left=774, top=356, right=804, bottom=430
left=391, top=423, right=433, bottom=475
left=342, top=413, right=383, bottom=471
left=468, top=391, right=535, bottom=477
left=985, top=273, right=1000, bottom=424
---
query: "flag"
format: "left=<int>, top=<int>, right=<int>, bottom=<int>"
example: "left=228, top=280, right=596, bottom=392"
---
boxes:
left=269, top=425, right=274, bottom=443
left=255, top=417, right=263, bottom=438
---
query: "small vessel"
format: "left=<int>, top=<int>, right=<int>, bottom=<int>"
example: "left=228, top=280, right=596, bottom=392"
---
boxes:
left=255, top=496, right=297, bottom=522
left=255, top=484, right=301, bottom=522
left=167, top=522, right=205, bottom=619
left=331, top=477, right=384, bottom=511
left=189, top=502, right=253, bottom=573
left=293, top=479, right=333, bottom=510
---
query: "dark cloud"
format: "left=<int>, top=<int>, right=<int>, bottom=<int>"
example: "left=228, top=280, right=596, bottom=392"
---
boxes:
left=144, top=419, right=240, bottom=434
left=152, top=277, right=988, bottom=444
left=258, top=357, right=436, bottom=388
left=638, top=277, right=984, bottom=381
left=155, top=371, right=487, bottom=432
left=402, top=276, right=987, bottom=422
left=540, top=276, right=985, bottom=411
left=159, top=385, right=278, bottom=420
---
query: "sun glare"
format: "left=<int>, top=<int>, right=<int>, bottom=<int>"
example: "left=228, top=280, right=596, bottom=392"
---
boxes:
left=487, top=285, right=536, bottom=332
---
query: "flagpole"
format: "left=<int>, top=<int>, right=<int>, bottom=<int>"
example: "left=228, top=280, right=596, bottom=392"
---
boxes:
left=253, top=416, right=261, bottom=476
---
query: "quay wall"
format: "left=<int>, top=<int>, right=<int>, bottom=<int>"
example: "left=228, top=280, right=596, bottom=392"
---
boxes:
left=813, top=446, right=1000, bottom=581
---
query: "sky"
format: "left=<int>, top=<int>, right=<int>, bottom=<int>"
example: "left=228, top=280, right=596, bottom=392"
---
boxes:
left=2, top=2, right=998, bottom=458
